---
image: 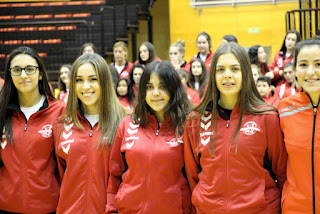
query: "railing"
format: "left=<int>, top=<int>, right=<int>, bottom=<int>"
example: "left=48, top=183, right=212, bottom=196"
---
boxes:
left=286, top=7, right=320, bottom=40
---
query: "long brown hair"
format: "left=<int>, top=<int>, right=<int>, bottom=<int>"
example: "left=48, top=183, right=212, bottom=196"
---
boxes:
left=59, top=53, right=126, bottom=148
left=194, top=42, right=276, bottom=155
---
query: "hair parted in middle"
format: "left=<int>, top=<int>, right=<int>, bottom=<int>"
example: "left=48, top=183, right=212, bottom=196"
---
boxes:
left=138, top=41, right=156, bottom=65
left=194, top=42, right=276, bottom=154
left=133, top=60, right=192, bottom=136
left=187, top=58, right=208, bottom=98
left=59, top=53, right=126, bottom=148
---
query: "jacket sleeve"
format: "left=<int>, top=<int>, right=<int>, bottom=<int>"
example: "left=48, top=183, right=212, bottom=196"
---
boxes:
left=183, top=119, right=200, bottom=192
left=265, top=113, right=287, bottom=191
left=105, top=120, right=126, bottom=214
left=52, top=123, right=65, bottom=185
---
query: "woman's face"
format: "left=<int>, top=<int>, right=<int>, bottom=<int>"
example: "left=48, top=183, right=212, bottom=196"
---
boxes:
left=113, top=47, right=127, bottom=63
left=117, top=79, right=128, bottom=96
left=60, top=66, right=70, bottom=85
left=145, top=73, right=170, bottom=120
left=133, top=67, right=144, bottom=85
left=140, top=45, right=149, bottom=62
left=83, top=46, right=95, bottom=55
left=197, top=35, right=210, bottom=55
left=10, top=54, right=42, bottom=96
left=76, top=63, right=101, bottom=115
left=257, top=47, right=267, bottom=64
left=296, top=46, right=320, bottom=103
left=169, top=46, right=183, bottom=62
left=285, top=33, right=298, bottom=52
left=191, top=61, right=203, bottom=77
left=215, top=52, right=242, bottom=101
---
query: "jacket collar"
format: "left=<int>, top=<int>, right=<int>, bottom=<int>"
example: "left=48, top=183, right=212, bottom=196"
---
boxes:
left=8, top=95, right=49, bottom=112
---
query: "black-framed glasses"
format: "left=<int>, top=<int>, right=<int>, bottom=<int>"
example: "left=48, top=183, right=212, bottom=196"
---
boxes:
left=10, top=65, right=39, bottom=76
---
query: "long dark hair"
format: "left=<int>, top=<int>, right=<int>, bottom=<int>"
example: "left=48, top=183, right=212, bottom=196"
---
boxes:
left=279, top=30, right=301, bottom=57
left=59, top=64, right=72, bottom=91
left=133, top=61, right=192, bottom=136
left=187, top=58, right=207, bottom=98
left=138, top=42, right=156, bottom=65
left=116, top=78, right=136, bottom=105
left=248, top=45, right=269, bottom=73
left=195, top=42, right=276, bottom=155
left=0, top=46, right=54, bottom=144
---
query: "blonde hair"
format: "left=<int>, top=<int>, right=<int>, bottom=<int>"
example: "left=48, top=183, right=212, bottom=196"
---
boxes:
left=60, top=53, right=126, bottom=147
left=170, top=39, right=185, bottom=58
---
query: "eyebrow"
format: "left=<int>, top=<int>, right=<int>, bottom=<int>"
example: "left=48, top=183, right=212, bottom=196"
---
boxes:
left=76, top=75, right=97, bottom=77
left=216, top=64, right=240, bottom=67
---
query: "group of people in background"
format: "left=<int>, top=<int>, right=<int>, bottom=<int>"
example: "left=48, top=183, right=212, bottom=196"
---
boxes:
left=0, top=28, right=319, bottom=214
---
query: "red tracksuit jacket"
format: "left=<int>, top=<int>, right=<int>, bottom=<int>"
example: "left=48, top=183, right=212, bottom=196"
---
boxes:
left=0, top=97, right=65, bottom=213
left=54, top=111, right=110, bottom=214
left=106, top=114, right=191, bottom=213
left=184, top=104, right=287, bottom=213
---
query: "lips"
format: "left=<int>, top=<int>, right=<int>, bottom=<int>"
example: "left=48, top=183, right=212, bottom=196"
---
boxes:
left=222, top=82, right=235, bottom=87
left=20, top=81, right=30, bottom=85
left=82, top=92, right=95, bottom=97
left=305, top=79, right=320, bottom=83
left=152, top=99, right=164, bottom=103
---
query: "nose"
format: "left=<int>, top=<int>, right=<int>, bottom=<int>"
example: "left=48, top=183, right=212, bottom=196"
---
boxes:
left=224, top=68, right=232, bottom=79
left=306, top=65, right=315, bottom=76
left=20, top=69, right=28, bottom=79
left=153, top=88, right=160, bottom=97
left=83, top=80, right=91, bottom=89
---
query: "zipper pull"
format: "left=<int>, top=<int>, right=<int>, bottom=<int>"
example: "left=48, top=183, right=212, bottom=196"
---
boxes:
left=314, top=107, right=317, bottom=116
left=156, top=129, right=160, bottom=136
left=226, top=120, right=230, bottom=128
left=24, top=123, right=27, bottom=131
left=90, top=129, right=93, bottom=137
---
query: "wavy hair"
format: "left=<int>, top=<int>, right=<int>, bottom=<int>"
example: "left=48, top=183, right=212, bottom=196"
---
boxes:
left=133, top=61, right=192, bottom=136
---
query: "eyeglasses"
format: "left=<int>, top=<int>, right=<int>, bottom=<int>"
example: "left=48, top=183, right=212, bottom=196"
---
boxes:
left=10, top=65, right=39, bottom=76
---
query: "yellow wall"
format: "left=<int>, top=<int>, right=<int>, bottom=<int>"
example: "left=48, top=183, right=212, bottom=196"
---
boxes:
left=169, top=1, right=299, bottom=62
left=135, top=0, right=170, bottom=61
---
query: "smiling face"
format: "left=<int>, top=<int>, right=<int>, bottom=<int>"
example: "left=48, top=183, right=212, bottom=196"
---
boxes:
left=257, top=46, right=267, bottom=64
left=215, top=52, right=242, bottom=101
left=60, top=66, right=70, bottom=85
left=10, top=54, right=42, bottom=97
left=140, top=45, right=149, bottom=62
left=145, top=73, right=170, bottom=121
left=295, top=45, right=320, bottom=104
left=117, top=79, right=128, bottom=96
left=76, top=63, right=101, bottom=115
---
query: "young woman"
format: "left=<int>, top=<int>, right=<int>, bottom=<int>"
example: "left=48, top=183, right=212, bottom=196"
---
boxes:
left=134, top=42, right=161, bottom=66
left=57, top=64, right=72, bottom=103
left=116, top=78, right=135, bottom=113
left=79, top=42, right=97, bottom=55
left=0, top=46, right=65, bottom=213
left=277, top=37, right=320, bottom=213
left=53, top=53, right=126, bottom=213
left=184, top=42, right=287, bottom=213
left=112, top=41, right=133, bottom=79
left=187, top=58, right=208, bottom=99
left=248, top=45, right=269, bottom=76
left=107, top=61, right=193, bottom=213
left=129, top=64, right=145, bottom=96
left=189, top=32, right=214, bottom=71
left=169, top=39, right=190, bottom=72
left=269, top=30, right=301, bottom=84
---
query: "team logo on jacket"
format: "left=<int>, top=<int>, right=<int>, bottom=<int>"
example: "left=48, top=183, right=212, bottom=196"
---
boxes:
left=166, top=138, right=183, bottom=147
left=38, top=125, right=53, bottom=138
left=240, top=121, right=260, bottom=135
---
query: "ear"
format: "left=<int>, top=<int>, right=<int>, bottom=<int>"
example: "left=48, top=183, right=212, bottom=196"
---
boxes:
left=39, top=73, right=43, bottom=80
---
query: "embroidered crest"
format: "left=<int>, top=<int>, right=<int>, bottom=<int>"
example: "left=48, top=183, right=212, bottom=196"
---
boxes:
left=38, top=125, right=53, bottom=138
left=240, top=121, right=260, bottom=136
